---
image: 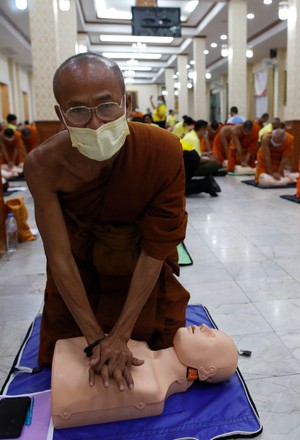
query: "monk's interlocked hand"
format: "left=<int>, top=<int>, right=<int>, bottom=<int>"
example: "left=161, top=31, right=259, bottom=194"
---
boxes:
left=88, top=335, right=144, bottom=391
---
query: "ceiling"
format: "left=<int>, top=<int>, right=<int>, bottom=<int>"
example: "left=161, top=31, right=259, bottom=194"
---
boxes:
left=0, top=0, right=288, bottom=85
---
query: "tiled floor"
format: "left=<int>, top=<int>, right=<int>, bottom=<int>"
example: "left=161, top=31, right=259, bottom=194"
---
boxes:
left=1, top=175, right=300, bottom=439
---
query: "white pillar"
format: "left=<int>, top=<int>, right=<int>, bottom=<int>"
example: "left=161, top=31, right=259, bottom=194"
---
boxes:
left=285, top=0, right=300, bottom=120
left=28, top=0, right=77, bottom=120
left=165, top=68, right=175, bottom=112
left=273, top=48, right=285, bottom=119
left=193, top=37, right=207, bottom=120
left=228, top=0, right=247, bottom=117
left=177, top=55, right=188, bottom=119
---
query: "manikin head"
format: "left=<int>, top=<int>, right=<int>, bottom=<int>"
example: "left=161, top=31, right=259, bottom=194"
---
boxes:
left=173, top=324, right=238, bottom=383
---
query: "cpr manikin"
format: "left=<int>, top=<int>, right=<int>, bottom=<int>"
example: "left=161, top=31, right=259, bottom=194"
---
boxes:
left=51, top=324, right=238, bottom=429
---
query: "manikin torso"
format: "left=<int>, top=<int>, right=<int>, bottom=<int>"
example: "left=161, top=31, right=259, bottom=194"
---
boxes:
left=51, top=325, right=238, bottom=429
left=51, top=337, right=192, bottom=429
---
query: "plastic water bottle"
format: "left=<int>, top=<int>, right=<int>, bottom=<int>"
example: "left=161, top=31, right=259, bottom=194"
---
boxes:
left=5, top=213, right=18, bottom=252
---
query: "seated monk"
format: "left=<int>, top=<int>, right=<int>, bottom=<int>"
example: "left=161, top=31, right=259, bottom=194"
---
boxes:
left=51, top=324, right=238, bottom=429
left=227, top=120, right=260, bottom=173
left=255, top=128, right=298, bottom=187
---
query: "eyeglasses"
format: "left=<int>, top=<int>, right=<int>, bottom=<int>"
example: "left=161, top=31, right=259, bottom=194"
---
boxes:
left=62, top=97, right=124, bottom=125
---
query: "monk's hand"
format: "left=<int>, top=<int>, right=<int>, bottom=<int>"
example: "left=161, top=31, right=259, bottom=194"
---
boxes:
left=88, top=336, right=144, bottom=391
left=272, top=171, right=281, bottom=181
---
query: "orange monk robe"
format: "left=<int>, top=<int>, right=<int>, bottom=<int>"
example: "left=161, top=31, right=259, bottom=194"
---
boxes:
left=0, top=130, right=25, bottom=165
left=212, top=124, right=232, bottom=165
left=22, top=125, right=38, bottom=153
left=200, top=137, right=208, bottom=154
left=227, top=124, right=260, bottom=172
left=255, top=132, right=294, bottom=183
left=201, top=126, right=221, bottom=154
left=297, top=158, right=300, bottom=198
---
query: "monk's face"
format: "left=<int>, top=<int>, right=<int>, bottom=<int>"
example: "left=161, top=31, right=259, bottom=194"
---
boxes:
left=55, top=60, right=128, bottom=130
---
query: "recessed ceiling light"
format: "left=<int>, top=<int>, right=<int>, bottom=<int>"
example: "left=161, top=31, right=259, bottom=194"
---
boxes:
left=247, top=13, right=255, bottom=19
left=119, top=66, right=152, bottom=71
left=102, top=52, right=162, bottom=60
left=95, top=1, right=132, bottom=20
left=100, top=35, right=173, bottom=44
left=220, top=34, right=227, bottom=40
left=15, top=0, right=27, bottom=9
left=204, top=50, right=209, bottom=55
left=210, top=43, right=218, bottom=48
left=263, top=0, right=272, bottom=4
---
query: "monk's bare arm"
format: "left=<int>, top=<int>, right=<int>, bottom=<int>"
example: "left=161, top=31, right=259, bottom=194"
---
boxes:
left=24, top=147, right=103, bottom=345
left=219, top=128, right=230, bottom=156
left=261, top=134, right=272, bottom=174
left=89, top=249, right=162, bottom=389
left=231, top=126, right=243, bottom=160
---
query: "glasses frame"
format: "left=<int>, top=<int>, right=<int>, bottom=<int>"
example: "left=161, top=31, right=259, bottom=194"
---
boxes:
left=61, top=96, right=125, bottom=126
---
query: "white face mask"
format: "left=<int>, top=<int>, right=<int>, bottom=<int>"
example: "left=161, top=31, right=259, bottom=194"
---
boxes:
left=66, top=113, right=130, bottom=161
left=270, top=137, right=284, bottom=147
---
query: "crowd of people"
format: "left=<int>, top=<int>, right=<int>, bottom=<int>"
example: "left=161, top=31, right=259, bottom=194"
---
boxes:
left=130, top=103, right=299, bottom=193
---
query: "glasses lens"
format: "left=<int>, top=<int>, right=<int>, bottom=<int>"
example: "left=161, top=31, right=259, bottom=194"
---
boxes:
left=96, top=102, right=121, bottom=122
left=66, top=107, right=90, bottom=125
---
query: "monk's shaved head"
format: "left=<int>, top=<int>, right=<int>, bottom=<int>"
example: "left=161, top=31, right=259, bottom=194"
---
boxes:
left=53, top=52, right=125, bottom=102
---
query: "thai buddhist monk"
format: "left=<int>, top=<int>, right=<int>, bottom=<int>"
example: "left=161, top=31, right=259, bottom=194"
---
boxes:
left=212, top=124, right=233, bottom=166
left=226, top=120, right=260, bottom=172
left=24, top=52, right=190, bottom=392
left=0, top=128, right=25, bottom=168
left=255, top=129, right=297, bottom=187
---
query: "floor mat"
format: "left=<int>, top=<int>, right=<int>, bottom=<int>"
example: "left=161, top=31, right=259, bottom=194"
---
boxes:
left=177, top=242, right=193, bottom=266
left=280, top=194, right=300, bottom=203
left=242, top=179, right=296, bottom=189
left=1, top=305, right=263, bottom=440
left=228, top=172, right=256, bottom=176
left=7, top=175, right=26, bottom=182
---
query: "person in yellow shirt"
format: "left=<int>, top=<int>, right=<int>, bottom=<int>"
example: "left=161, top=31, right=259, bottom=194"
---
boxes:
left=182, top=120, right=221, bottom=176
left=172, top=115, right=195, bottom=139
left=258, top=117, right=281, bottom=143
left=166, top=109, right=177, bottom=131
left=180, top=138, right=221, bottom=197
left=150, top=95, right=167, bottom=128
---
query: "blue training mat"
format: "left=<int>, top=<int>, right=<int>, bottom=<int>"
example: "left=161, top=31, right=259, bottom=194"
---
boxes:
left=1, top=305, right=263, bottom=440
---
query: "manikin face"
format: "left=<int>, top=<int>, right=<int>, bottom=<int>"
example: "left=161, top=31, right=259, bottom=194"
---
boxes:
left=173, top=324, right=238, bottom=383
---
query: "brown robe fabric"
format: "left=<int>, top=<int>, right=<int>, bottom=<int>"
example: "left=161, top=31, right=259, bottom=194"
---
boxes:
left=39, top=121, right=190, bottom=365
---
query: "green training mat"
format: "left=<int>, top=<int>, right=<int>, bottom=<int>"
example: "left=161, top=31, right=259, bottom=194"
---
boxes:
left=177, top=242, right=193, bottom=266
